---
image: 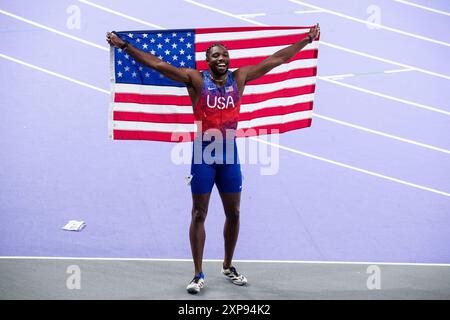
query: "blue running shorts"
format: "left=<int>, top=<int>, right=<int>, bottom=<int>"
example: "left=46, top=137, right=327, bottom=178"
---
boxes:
left=190, top=138, right=243, bottom=194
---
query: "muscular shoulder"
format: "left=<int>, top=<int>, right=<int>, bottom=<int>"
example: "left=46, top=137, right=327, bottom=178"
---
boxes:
left=233, top=67, right=251, bottom=94
left=185, top=69, right=203, bottom=105
left=186, top=68, right=202, bottom=84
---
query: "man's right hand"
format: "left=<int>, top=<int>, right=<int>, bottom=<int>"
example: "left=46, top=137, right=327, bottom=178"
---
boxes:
left=106, top=32, right=127, bottom=49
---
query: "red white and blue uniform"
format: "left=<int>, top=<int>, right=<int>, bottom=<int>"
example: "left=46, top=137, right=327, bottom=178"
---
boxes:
left=190, top=70, right=243, bottom=194
left=194, top=70, right=240, bottom=135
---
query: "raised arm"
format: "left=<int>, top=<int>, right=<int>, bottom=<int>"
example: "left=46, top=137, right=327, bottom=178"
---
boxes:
left=106, top=32, right=199, bottom=84
left=236, top=24, right=320, bottom=84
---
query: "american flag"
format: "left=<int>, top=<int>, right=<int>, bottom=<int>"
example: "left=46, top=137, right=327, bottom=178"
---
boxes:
left=109, top=26, right=319, bottom=142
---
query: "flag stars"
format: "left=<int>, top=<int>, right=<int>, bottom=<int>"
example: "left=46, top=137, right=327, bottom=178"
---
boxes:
left=145, top=72, right=150, bottom=77
left=124, top=54, right=129, bottom=59
left=132, top=72, right=137, bottom=77
left=136, top=38, right=141, bottom=43
left=172, top=32, right=177, bottom=37
left=171, top=43, right=177, bottom=49
left=117, top=60, right=122, bottom=65
left=164, top=49, right=171, bottom=55
left=179, top=37, right=185, bottom=42
left=143, top=33, right=148, bottom=38
left=158, top=55, right=163, bottom=59
left=180, top=61, right=185, bottom=66
left=132, top=60, right=136, bottom=65
left=172, top=55, right=178, bottom=60
left=179, top=49, right=185, bottom=55
left=150, top=38, right=155, bottom=43
left=117, top=72, right=123, bottom=77
left=157, top=43, right=163, bottom=49
left=139, top=66, right=144, bottom=71
left=187, top=32, right=191, bottom=37
left=164, top=38, right=170, bottom=43
left=128, top=33, right=133, bottom=38
left=157, top=33, right=162, bottom=38
left=150, top=49, right=156, bottom=55
left=124, top=66, right=130, bottom=71
left=187, top=55, right=192, bottom=60
left=143, top=43, right=148, bottom=49
left=186, top=43, right=192, bottom=48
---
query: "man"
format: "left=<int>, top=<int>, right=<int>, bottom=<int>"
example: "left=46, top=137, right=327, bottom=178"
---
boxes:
left=106, top=24, right=320, bottom=294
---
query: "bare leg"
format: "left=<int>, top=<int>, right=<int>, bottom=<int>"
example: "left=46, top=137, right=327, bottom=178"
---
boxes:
left=219, top=192, right=241, bottom=269
left=189, top=193, right=211, bottom=275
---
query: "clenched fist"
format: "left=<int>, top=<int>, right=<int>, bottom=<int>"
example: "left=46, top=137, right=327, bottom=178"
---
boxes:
left=308, top=23, right=320, bottom=40
left=106, top=32, right=128, bottom=49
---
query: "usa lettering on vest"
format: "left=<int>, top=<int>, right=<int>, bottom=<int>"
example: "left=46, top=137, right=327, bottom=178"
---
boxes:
left=206, top=95, right=236, bottom=110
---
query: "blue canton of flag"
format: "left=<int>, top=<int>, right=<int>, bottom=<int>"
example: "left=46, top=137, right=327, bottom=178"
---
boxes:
left=114, top=30, right=196, bottom=87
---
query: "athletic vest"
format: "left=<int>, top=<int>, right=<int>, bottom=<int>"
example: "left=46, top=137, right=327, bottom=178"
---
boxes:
left=193, top=70, right=241, bottom=136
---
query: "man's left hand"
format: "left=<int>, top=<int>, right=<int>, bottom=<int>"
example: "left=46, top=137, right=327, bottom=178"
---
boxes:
left=308, top=23, right=320, bottom=40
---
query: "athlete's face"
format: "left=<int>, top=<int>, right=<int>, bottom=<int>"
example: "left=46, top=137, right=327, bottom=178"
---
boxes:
left=207, top=46, right=230, bottom=76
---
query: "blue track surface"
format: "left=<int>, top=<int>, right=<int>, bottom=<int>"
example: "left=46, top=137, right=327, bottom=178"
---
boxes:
left=0, top=0, right=449, bottom=263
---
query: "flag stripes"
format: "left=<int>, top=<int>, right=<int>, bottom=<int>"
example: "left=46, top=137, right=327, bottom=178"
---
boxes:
left=110, top=26, right=319, bottom=142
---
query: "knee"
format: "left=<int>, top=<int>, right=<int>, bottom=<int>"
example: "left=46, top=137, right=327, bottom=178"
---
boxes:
left=225, top=208, right=240, bottom=221
left=192, top=207, right=207, bottom=223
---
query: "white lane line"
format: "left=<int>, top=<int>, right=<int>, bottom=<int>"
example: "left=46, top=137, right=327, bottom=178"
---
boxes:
left=1, top=256, right=449, bottom=267
left=0, top=9, right=108, bottom=51
left=182, top=0, right=450, bottom=81
left=320, top=68, right=414, bottom=79
left=321, top=41, right=450, bottom=81
left=0, top=53, right=109, bottom=94
left=236, top=13, right=267, bottom=18
left=313, top=114, right=450, bottom=155
left=384, top=67, right=415, bottom=74
left=394, top=0, right=450, bottom=17
left=320, top=73, right=355, bottom=80
left=295, top=9, right=324, bottom=14
left=318, top=76, right=450, bottom=116
left=77, top=0, right=165, bottom=29
left=288, top=0, right=450, bottom=47
left=251, top=137, right=450, bottom=197
left=183, top=0, right=266, bottom=26
left=2, top=53, right=448, bottom=197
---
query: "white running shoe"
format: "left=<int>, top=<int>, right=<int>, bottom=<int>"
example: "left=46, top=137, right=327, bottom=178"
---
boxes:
left=222, top=266, right=248, bottom=285
left=186, top=275, right=205, bottom=294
